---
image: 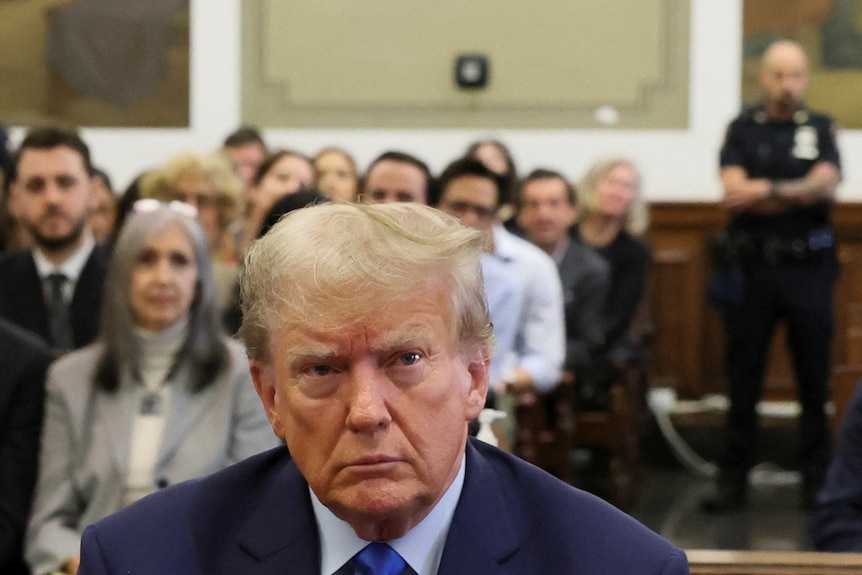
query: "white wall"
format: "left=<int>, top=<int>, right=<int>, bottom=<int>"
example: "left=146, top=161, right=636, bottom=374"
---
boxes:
left=10, top=0, right=862, bottom=201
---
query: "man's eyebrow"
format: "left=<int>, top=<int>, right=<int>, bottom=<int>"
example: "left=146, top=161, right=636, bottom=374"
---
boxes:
left=288, top=346, right=339, bottom=360
left=373, top=326, right=435, bottom=351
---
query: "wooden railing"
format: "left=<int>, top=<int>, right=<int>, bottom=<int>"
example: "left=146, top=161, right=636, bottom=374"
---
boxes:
left=686, top=549, right=862, bottom=574
left=648, top=202, right=862, bottom=420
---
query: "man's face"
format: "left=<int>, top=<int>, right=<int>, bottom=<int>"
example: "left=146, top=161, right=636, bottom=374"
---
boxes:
left=760, top=43, right=808, bottom=115
left=438, top=175, right=498, bottom=235
left=363, top=160, right=427, bottom=204
left=516, top=177, right=576, bottom=253
left=225, top=142, right=267, bottom=189
left=12, top=146, right=94, bottom=253
left=250, top=287, right=488, bottom=540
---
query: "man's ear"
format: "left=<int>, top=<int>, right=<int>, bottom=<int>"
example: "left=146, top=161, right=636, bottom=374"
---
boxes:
left=87, top=175, right=100, bottom=209
left=7, top=179, right=19, bottom=203
left=567, top=206, right=579, bottom=227
left=464, top=345, right=491, bottom=421
left=7, top=179, right=27, bottom=220
left=250, top=360, right=285, bottom=440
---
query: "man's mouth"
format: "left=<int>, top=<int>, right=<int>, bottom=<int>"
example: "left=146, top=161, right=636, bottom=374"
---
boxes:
left=350, top=455, right=400, bottom=466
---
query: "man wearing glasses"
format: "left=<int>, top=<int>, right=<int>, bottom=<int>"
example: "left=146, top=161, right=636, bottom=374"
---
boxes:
left=436, top=157, right=565, bottom=402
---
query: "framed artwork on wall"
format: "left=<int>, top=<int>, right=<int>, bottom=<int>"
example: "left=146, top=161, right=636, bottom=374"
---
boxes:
left=241, top=0, right=690, bottom=129
left=0, top=0, right=190, bottom=128
left=742, top=0, right=862, bottom=128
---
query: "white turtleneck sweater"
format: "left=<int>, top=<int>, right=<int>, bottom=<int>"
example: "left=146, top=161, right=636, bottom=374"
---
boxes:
left=122, top=319, right=187, bottom=508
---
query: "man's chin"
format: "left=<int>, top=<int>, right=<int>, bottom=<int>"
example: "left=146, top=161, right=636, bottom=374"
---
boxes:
left=331, top=486, right=425, bottom=540
left=33, top=231, right=83, bottom=253
left=331, top=475, right=422, bottom=515
left=776, top=97, right=802, bottom=115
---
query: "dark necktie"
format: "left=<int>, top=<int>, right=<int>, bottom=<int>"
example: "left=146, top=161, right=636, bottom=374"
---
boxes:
left=351, top=542, right=407, bottom=575
left=46, top=272, right=73, bottom=351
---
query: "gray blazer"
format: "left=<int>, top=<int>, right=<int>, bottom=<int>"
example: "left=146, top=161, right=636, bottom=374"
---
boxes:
left=557, top=238, right=611, bottom=371
left=25, top=338, right=279, bottom=575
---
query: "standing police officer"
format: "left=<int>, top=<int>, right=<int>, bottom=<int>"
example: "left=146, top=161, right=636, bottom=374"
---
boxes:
left=703, top=40, right=841, bottom=512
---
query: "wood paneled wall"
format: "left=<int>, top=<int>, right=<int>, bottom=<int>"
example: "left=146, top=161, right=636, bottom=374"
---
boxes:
left=646, top=203, right=862, bottom=401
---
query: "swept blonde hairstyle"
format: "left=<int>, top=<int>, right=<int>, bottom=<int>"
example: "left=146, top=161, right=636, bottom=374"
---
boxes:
left=577, top=157, right=649, bottom=236
left=140, top=151, right=243, bottom=234
left=239, top=202, right=494, bottom=361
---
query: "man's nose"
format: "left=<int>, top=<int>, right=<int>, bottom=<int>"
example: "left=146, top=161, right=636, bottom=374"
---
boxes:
left=537, top=204, right=554, bottom=218
left=461, top=212, right=481, bottom=229
left=44, top=182, right=65, bottom=204
left=345, top=364, right=391, bottom=432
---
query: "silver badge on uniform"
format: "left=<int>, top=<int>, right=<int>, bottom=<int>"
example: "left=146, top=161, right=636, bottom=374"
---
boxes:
left=793, top=125, right=818, bottom=160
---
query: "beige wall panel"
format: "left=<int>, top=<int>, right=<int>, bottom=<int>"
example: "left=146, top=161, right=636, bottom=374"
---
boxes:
left=0, top=1, right=51, bottom=120
left=243, top=0, right=690, bottom=128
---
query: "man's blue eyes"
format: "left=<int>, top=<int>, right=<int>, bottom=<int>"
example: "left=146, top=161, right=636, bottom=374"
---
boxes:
left=307, top=353, right=421, bottom=375
left=399, top=352, right=421, bottom=366
left=311, top=365, right=332, bottom=376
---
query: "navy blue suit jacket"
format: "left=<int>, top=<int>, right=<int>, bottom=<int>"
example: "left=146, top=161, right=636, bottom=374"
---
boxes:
left=0, top=244, right=109, bottom=351
left=79, top=439, right=688, bottom=574
left=0, top=318, right=52, bottom=575
left=811, top=378, right=862, bottom=551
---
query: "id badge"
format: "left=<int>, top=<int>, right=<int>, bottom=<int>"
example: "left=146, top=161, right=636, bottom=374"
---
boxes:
left=793, top=125, right=819, bottom=160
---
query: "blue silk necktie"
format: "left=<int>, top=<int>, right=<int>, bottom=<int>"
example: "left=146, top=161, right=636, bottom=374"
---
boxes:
left=351, top=542, right=407, bottom=575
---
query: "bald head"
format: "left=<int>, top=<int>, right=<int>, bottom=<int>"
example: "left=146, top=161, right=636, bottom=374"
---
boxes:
left=759, top=40, right=808, bottom=119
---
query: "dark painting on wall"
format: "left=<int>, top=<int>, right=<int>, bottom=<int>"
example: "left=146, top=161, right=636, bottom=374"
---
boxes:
left=743, top=0, right=862, bottom=128
left=0, top=0, right=190, bottom=128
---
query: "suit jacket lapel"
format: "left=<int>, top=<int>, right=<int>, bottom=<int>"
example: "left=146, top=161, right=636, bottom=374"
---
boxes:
left=90, top=383, right=137, bottom=474
left=190, top=442, right=522, bottom=574
left=71, top=244, right=108, bottom=347
left=437, top=441, right=521, bottom=574
left=11, top=254, right=50, bottom=339
left=157, top=364, right=211, bottom=467
left=557, top=242, right=577, bottom=286
left=234, top=458, right=321, bottom=574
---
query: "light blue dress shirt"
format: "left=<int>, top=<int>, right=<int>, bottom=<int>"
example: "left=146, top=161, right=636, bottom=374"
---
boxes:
left=480, top=253, right=524, bottom=387
left=490, top=225, right=565, bottom=393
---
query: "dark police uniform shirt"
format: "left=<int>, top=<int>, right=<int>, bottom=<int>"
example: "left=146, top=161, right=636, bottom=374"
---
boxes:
left=719, top=104, right=841, bottom=244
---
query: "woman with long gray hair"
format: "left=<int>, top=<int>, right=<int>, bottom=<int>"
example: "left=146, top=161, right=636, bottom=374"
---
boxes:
left=25, top=201, right=278, bottom=575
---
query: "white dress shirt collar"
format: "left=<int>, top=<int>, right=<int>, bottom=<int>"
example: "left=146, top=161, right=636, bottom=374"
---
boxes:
left=312, top=454, right=466, bottom=575
left=32, top=233, right=95, bottom=283
left=491, top=224, right=518, bottom=262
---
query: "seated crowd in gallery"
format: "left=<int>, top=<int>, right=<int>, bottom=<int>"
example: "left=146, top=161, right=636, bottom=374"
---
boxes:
left=0, top=123, right=667, bottom=573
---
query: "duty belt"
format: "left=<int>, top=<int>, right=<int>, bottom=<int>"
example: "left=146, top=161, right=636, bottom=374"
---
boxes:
left=753, top=228, right=834, bottom=266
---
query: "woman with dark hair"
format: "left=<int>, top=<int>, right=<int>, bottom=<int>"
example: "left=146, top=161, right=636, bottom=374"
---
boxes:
left=238, top=149, right=315, bottom=257
left=25, top=202, right=278, bottom=575
left=465, top=139, right=518, bottom=204
left=313, top=147, right=359, bottom=203
left=465, top=138, right=521, bottom=231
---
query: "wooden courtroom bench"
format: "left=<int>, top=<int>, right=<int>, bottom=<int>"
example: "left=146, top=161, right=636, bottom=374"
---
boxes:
left=513, top=358, right=647, bottom=512
left=513, top=290, right=652, bottom=511
left=686, top=549, right=862, bottom=575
